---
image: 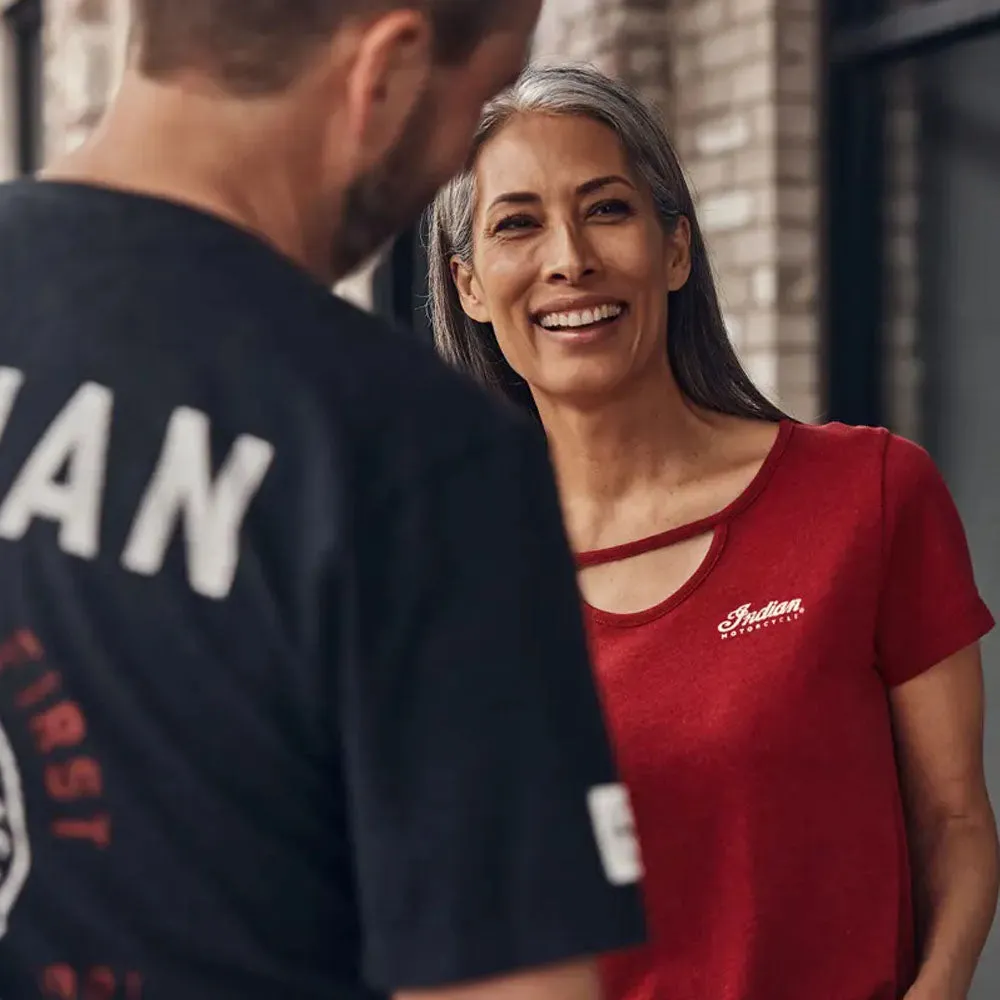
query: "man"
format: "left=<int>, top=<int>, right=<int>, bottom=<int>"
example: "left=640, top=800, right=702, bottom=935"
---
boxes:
left=0, top=2, right=646, bottom=998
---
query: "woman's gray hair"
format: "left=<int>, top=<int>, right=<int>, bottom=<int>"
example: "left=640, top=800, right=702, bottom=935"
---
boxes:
left=426, top=63, right=785, bottom=421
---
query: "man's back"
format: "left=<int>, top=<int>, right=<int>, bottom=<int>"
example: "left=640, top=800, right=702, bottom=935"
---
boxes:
left=0, top=181, right=643, bottom=998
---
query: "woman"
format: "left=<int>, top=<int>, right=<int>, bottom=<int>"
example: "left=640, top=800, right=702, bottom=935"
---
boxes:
left=427, top=64, right=999, bottom=1000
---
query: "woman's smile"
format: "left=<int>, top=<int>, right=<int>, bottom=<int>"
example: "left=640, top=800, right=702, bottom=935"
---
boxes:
left=533, top=299, right=630, bottom=345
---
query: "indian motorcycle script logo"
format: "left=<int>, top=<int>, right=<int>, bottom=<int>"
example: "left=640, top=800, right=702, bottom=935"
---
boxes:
left=717, top=598, right=806, bottom=640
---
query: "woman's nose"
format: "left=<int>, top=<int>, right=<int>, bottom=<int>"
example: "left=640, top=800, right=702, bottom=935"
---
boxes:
left=543, top=224, right=597, bottom=284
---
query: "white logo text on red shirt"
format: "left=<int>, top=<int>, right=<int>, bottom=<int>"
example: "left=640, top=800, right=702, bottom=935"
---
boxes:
left=718, top=598, right=806, bottom=639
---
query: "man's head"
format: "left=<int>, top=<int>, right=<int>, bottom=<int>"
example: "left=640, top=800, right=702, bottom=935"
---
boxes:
left=128, top=1, right=541, bottom=278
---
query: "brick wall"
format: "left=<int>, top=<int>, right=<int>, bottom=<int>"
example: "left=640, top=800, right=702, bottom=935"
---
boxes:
left=533, top=0, right=675, bottom=113
left=43, top=0, right=127, bottom=162
left=673, top=0, right=821, bottom=421
left=0, top=5, right=19, bottom=182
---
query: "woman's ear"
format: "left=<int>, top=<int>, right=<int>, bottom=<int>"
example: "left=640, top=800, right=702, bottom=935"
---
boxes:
left=450, top=257, right=491, bottom=323
left=666, top=216, right=693, bottom=292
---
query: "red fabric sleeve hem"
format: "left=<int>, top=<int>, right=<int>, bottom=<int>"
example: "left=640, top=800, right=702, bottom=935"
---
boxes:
left=882, top=597, right=995, bottom=688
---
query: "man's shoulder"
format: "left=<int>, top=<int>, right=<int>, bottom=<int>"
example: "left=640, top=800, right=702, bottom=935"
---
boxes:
left=278, top=294, right=540, bottom=494
left=0, top=180, right=538, bottom=498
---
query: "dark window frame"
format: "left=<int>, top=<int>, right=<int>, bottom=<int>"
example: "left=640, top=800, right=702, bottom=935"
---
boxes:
left=4, top=0, right=43, bottom=176
left=821, top=0, right=1000, bottom=426
left=372, top=222, right=432, bottom=342
left=831, top=0, right=1000, bottom=65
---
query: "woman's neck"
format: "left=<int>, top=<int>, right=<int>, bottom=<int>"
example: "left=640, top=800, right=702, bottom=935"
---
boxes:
left=535, top=368, right=717, bottom=547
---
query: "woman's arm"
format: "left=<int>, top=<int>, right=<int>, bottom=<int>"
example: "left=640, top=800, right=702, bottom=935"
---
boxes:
left=891, top=642, right=999, bottom=1000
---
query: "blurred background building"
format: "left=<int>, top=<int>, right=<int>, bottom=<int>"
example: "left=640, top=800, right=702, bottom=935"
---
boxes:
left=1, top=0, right=999, bottom=994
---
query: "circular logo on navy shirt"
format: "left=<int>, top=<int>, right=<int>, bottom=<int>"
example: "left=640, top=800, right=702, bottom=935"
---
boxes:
left=0, top=719, right=30, bottom=938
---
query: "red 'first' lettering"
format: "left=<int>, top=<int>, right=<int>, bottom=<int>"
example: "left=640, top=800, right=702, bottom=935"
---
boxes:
left=53, top=814, right=111, bottom=849
left=45, top=758, right=103, bottom=801
left=84, top=966, right=116, bottom=999
left=31, top=701, right=86, bottom=753
left=41, top=964, right=142, bottom=999
left=0, top=628, right=42, bottom=671
left=17, top=669, right=60, bottom=709
left=42, top=964, right=76, bottom=999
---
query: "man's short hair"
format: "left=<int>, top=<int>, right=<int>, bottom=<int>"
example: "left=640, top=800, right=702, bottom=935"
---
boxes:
left=131, top=1, right=503, bottom=96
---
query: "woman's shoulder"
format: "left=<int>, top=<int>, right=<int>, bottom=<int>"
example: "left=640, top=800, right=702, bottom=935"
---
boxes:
left=787, top=419, right=894, bottom=464
left=786, top=420, right=941, bottom=497
left=789, top=418, right=890, bottom=445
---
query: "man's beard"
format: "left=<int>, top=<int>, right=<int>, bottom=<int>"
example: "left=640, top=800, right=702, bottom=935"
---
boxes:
left=331, top=94, right=442, bottom=280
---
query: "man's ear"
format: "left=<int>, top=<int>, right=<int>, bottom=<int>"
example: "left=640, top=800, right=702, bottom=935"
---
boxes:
left=451, top=257, right=491, bottom=323
left=339, top=10, right=432, bottom=173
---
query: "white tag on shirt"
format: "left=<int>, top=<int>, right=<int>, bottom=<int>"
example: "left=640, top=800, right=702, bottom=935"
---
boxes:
left=586, top=783, right=643, bottom=886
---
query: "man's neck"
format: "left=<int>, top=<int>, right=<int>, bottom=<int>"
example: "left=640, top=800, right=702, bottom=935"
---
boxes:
left=41, top=71, right=340, bottom=283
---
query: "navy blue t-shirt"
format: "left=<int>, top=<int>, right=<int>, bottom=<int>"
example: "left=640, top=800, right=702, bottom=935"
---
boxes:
left=0, top=181, right=644, bottom=999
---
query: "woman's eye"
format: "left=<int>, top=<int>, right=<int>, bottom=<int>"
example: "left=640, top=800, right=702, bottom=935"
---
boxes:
left=589, top=199, right=633, bottom=218
left=494, top=215, right=537, bottom=233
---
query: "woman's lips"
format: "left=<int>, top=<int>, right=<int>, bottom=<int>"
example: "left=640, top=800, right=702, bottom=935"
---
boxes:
left=534, top=305, right=628, bottom=344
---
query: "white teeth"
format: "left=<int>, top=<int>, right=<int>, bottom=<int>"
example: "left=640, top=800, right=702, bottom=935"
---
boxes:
left=537, top=303, right=623, bottom=329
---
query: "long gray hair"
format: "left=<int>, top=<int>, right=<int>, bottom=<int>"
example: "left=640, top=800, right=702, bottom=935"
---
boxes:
left=426, top=63, right=785, bottom=421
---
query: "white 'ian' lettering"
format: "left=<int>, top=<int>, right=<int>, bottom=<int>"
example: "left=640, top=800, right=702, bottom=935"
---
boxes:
left=0, top=366, right=274, bottom=600
left=717, top=598, right=804, bottom=634
left=0, top=379, right=113, bottom=560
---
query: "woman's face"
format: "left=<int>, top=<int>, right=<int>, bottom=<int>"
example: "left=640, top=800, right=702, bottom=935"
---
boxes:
left=452, top=112, right=691, bottom=406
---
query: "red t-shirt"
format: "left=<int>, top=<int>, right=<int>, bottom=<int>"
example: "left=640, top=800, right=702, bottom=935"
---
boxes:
left=581, top=421, right=994, bottom=1000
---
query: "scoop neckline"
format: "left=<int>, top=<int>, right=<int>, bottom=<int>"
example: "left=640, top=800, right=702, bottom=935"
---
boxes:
left=577, top=418, right=795, bottom=627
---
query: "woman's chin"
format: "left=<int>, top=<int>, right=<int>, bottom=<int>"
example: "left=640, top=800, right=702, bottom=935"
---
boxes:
left=531, top=364, right=635, bottom=407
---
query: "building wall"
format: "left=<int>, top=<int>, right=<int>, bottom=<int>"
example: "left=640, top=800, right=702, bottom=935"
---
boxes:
left=33, top=1, right=824, bottom=419
left=882, top=61, right=920, bottom=442
left=0, top=5, right=19, bottom=183
left=43, top=0, right=127, bottom=162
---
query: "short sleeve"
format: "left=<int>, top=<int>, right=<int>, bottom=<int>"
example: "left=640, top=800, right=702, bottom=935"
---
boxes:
left=339, top=422, right=646, bottom=991
left=875, top=433, right=994, bottom=687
